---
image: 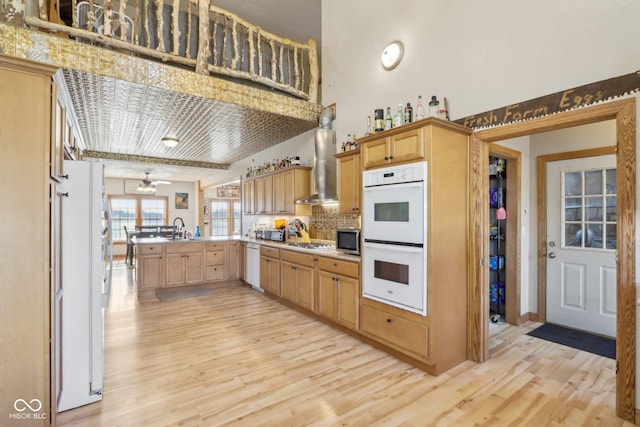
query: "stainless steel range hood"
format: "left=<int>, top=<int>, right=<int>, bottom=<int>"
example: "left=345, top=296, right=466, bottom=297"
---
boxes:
left=296, top=128, right=338, bottom=205
left=296, top=110, right=338, bottom=205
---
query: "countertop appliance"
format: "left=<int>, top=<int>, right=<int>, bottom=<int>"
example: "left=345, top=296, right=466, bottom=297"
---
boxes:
left=256, top=228, right=286, bottom=243
left=245, top=242, right=262, bottom=292
left=362, top=161, right=427, bottom=315
left=336, top=228, right=361, bottom=255
left=58, top=160, right=112, bottom=412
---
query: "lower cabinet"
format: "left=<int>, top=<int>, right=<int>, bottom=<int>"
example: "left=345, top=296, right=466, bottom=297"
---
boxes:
left=226, top=241, right=241, bottom=280
left=260, top=246, right=280, bottom=295
left=206, top=242, right=225, bottom=281
left=137, top=244, right=165, bottom=288
left=165, top=243, right=205, bottom=286
left=135, top=239, right=239, bottom=296
left=360, top=304, right=429, bottom=360
left=315, top=256, right=359, bottom=331
left=280, top=250, right=314, bottom=311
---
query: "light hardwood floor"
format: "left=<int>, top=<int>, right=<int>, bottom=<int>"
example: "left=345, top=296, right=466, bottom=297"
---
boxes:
left=56, top=264, right=631, bottom=426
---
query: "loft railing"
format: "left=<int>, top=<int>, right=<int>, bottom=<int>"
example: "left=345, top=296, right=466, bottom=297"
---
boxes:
left=2, top=0, right=319, bottom=102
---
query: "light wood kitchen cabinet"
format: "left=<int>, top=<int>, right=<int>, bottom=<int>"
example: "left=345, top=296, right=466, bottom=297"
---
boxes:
left=361, top=126, right=425, bottom=169
left=272, top=168, right=312, bottom=215
left=206, top=242, right=226, bottom=281
left=243, top=167, right=312, bottom=216
left=165, top=243, right=205, bottom=286
left=260, top=246, right=281, bottom=295
left=280, top=250, right=315, bottom=311
left=315, top=256, right=360, bottom=331
left=225, top=241, right=241, bottom=280
left=239, top=241, right=246, bottom=281
left=137, top=244, right=165, bottom=288
left=243, top=179, right=255, bottom=214
left=0, top=55, right=58, bottom=425
left=336, top=149, right=361, bottom=214
left=359, top=118, right=472, bottom=375
left=254, top=174, right=273, bottom=214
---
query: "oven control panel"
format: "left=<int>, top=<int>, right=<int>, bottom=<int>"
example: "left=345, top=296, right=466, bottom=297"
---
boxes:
left=363, top=161, right=426, bottom=186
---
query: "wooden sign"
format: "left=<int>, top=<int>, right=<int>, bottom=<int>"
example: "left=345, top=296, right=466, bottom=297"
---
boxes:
left=454, top=70, right=640, bottom=129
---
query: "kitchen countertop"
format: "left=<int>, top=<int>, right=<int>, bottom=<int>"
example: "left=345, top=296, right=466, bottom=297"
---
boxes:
left=132, top=235, right=242, bottom=245
left=241, top=237, right=361, bottom=262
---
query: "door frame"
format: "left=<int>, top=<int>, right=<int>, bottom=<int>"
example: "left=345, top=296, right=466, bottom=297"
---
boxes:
left=488, top=145, right=522, bottom=326
left=468, top=98, right=636, bottom=421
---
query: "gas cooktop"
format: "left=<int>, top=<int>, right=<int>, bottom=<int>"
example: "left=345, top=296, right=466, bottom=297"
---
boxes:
left=286, top=242, right=335, bottom=250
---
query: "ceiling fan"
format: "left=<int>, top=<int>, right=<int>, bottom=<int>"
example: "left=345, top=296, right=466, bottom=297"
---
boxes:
left=137, top=172, right=172, bottom=193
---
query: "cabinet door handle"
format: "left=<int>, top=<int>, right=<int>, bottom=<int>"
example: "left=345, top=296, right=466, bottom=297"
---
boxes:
left=56, top=191, right=69, bottom=197
left=389, top=155, right=394, bottom=160
left=333, top=262, right=338, bottom=267
left=384, top=156, right=389, bottom=160
left=387, top=318, right=392, bottom=323
left=58, top=174, right=69, bottom=180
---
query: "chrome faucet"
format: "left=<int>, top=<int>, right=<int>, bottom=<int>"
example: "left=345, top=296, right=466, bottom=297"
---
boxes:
left=172, top=217, right=185, bottom=239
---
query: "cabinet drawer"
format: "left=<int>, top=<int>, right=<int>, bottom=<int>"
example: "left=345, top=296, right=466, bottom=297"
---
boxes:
left=361, top=305, right=429, bottom=359
left=206, top=265, right=225, bottom=281
left=317, top=256, right=359, bottom=278
left=206, top=242, right=225, bottom=251
left=260, top=246, right=280, bottom=259
left=166, top=242, right=204, bottom=253
left=206, top=250, right=225, bottom=266
left=280, top=249, right=314, bottom=268
left=139, top=245, right=163, bottom=255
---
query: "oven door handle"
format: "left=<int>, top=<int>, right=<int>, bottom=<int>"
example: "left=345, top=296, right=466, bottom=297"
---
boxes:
left=363, top=181, right=423, bottom=191
left=363, top=241, right=424, bottom=253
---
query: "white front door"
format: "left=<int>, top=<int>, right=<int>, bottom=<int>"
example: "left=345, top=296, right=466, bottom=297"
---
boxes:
left=546, top=155, right=616, bottom=338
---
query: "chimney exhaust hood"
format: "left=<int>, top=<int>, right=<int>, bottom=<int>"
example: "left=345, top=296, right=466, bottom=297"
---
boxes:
left=296, top=108, right=338, bottom=205
left=296, top=128, right=338, bottom=205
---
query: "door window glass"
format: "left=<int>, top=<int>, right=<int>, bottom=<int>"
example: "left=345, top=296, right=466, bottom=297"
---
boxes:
left=562, top=167, right=616, bottom=250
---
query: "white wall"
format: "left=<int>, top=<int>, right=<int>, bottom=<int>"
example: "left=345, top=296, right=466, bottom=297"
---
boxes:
left=321, top=0, right=640, bottom=144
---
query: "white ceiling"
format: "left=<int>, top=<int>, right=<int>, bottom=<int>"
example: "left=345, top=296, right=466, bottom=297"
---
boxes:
left=73, top=0, right=322, bottom=185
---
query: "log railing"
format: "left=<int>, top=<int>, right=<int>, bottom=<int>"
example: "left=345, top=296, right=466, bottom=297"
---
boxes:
left=4, top=0, right=319, bottom=102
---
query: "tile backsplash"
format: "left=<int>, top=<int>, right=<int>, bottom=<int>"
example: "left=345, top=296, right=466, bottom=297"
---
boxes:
left=241, top=205, right=360, bottom=241
left=308, top=205, right=360, bottom=240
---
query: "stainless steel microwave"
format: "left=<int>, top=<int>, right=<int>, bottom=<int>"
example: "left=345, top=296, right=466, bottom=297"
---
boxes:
left=336, top=228, right=361, bottom=255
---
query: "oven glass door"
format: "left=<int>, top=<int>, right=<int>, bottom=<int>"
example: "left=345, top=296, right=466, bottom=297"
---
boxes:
left=362, top=181, right=425, bottom=245
left=362, top=241, right=426, bottom=315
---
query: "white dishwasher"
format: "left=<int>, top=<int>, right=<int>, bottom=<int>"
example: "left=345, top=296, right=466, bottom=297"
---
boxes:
left=245, top=242, right=262, bottom=292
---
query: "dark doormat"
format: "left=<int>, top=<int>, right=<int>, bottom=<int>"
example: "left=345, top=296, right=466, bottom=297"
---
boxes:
left=527, top=323, right=616, bottom=359
left=156, top=288, right=214, bottom=302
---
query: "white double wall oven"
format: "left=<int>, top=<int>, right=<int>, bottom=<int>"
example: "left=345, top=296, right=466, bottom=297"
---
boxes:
left=362, top=161, right=428, bottom=315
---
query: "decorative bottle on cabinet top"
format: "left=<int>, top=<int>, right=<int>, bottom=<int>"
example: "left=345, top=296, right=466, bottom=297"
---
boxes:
left=415, top=95, right=425, bottom=120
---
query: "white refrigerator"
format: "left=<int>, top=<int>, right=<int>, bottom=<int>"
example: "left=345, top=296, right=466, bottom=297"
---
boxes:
left=58, top=160, right=112, bottom=412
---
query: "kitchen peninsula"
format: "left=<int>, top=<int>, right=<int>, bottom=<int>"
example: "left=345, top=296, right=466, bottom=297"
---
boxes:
left=134, top=236, right=242, bottom=299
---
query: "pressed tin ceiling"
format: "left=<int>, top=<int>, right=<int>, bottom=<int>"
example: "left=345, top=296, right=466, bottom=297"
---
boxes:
left=60, top=68, right=320, bottom=182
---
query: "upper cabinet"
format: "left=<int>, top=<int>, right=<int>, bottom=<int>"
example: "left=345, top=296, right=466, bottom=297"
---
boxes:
left=335, top=149, right=361, bottom=215
left=254, top=174, right=273, bottom=215
left=243, top=167, right=311, bottom=216
left=243, top=180, right=255, bottom=214
left=360, top=124, right=426, bottom=169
